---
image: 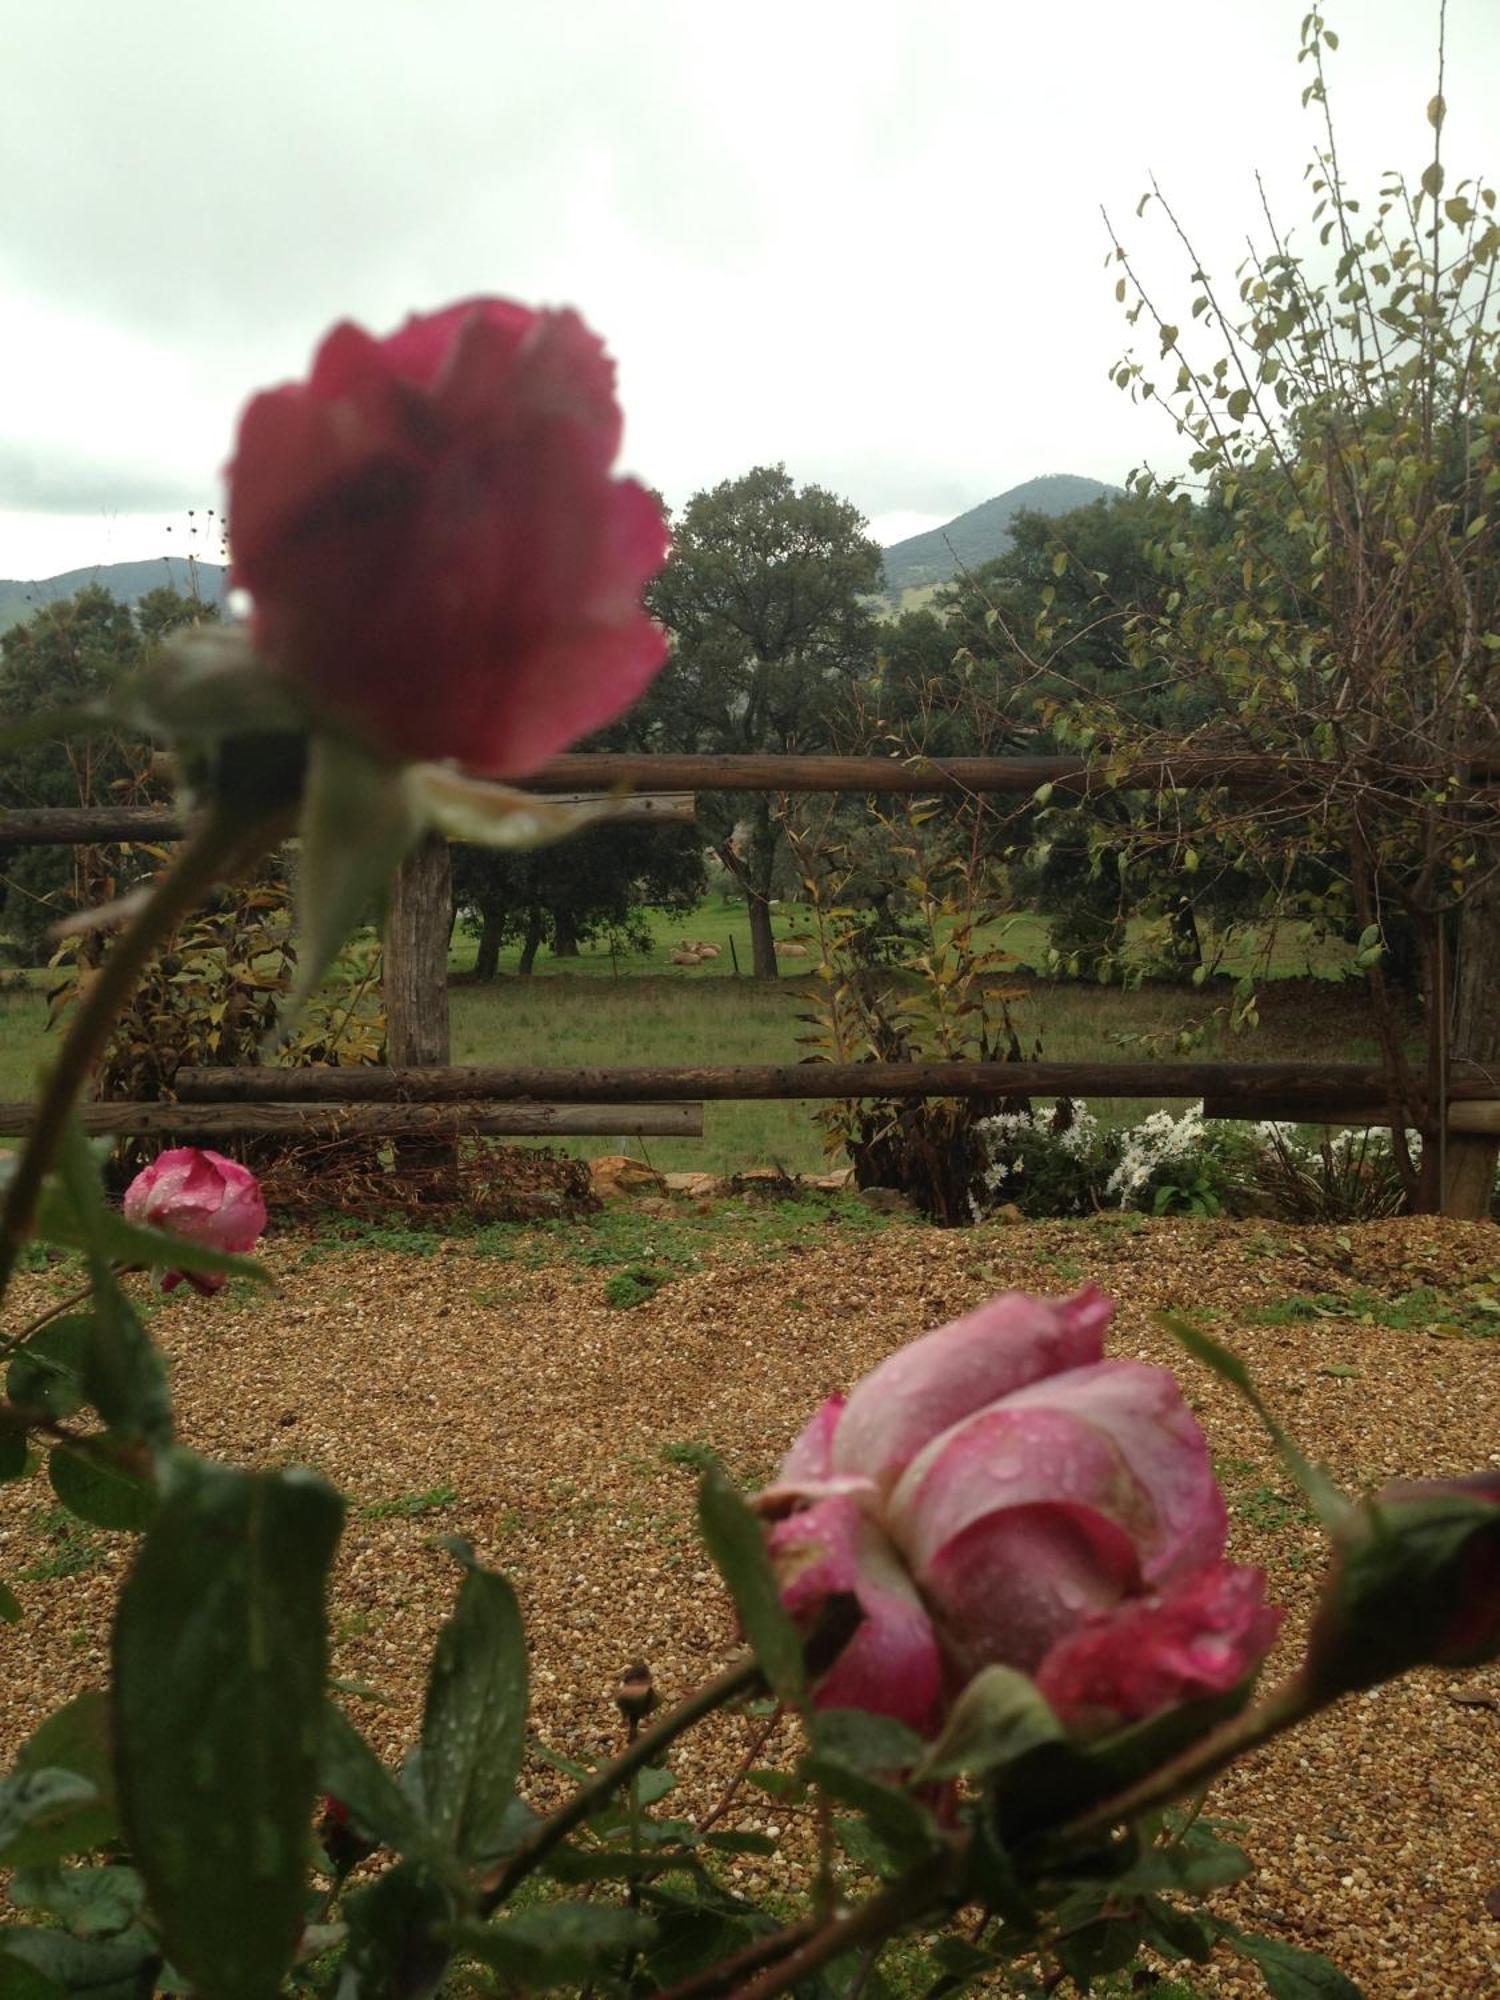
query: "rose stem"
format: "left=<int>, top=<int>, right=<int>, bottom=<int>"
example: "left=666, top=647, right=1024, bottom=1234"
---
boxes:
left=729, top=1841, right=965, bottom=2000
left=1052, top=1674, right=1315, bottom=1845
left=479, top=1654, right=761, bottom=1913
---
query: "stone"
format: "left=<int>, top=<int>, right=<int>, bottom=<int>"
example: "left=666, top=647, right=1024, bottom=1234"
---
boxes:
left=589, top=1155, right=666, bottom=1201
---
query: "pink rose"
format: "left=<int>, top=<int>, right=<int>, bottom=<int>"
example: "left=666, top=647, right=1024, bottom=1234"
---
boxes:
left=227, top=298, right=670, bottom=776
left=122, top=1148, right=267, bottom=1295
left=759, top=1290, right=1280, bottom=1735
left=1305, top=1470, right=1500, bottom=1698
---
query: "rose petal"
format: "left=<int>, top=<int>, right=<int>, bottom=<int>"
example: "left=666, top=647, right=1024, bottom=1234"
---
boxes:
left=768, top=1498, right=944, bottom=1733
left=830, top=1288, right=1113, bottom=1493
left=1001, top=1360, right=1226, bottom=1582
left=918, top=1501, right=1143, bottom=1676
left=887, top=1401, right=1155, bottom=1576
left=1034, top=1561, right=1283, bottom=1727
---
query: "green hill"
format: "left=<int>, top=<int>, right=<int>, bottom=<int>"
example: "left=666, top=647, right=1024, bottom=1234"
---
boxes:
left=881, top=474, right=1119, bottom=597
left=0, top=558, right=226, bottom=634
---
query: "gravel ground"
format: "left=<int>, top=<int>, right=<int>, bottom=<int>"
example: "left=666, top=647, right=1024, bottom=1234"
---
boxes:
left=3, top=1209, right=1499, bottom=1998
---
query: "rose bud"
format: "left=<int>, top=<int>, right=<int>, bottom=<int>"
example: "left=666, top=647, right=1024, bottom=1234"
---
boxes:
left=1303, top=1472, right=1500, bottom=1700
left=122, top=1147, right=267, bottom=1295
left=317, top=1793, right=376, bottom=1879
left=758, top=1289, right=1280, bottom=1736
left=615, top=1661, right=657, bottom=1725
left=226, top=298, right=670, bottom=776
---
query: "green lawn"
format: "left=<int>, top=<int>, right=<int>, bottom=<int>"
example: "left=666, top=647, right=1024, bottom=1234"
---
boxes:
left=0, top=941, right=1392, bottom=1178
left=445, top=893, right=1357, bottom=984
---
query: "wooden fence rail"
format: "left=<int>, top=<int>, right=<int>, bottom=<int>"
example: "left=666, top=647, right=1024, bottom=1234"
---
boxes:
left=0, top=1101, right=703, bottom=1140
left=177, top=1059, right=1497, bottom=1113
left=0, top=793, right=695, bottom=847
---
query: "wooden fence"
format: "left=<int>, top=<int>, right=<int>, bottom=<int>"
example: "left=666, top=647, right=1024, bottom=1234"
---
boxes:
left=3, top=753, right=1498, bottom=1211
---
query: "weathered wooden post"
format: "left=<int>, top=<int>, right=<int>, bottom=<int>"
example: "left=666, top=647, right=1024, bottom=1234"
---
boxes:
left=383, top=834, right=454, bottom=1188
left=1441, top=866, right=1500, bottom=1220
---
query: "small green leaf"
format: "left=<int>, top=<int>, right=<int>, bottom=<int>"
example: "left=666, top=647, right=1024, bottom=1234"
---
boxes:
left=1216, top=1922, right=1365, bottom=1997
left=0, top=1582, right=20, bottom=1624
left=452, top=1905, right=656, bottom=1989
left=113, top=1453, right=343, bottom=2000
left=1, top=1693, right=117, bottom=1866
left=800, top=1757, right=937, bottom=1870
left=337, top=1859, right=454, bottom=2000
left=913, top=1665, right=1062, bottom=1784
left=49, top=1442, right=156, bottom=1533
left=318, top=1705, right=428, bottom=1859
left=0, top=1950, right=67, bottom=2000
left=55, top=1125, right=173, bottom=1446
left=811, top=1710, right=925, bottom=1775
left=0, top=1929, right=156, bottom=2000
left=291, top=734, right=423, bottom=1020
left=696, top=1462, right=804, bottom=1703
left=419, top=1544, right=528, bottom=1866
left=1227, top=386, right=1252, bottom=421
left=6, top=1319, right=92, bottom=1422
left=9, top=1864, right=146, bottom=1939
left=0, top=1424, right=30, bottom=1482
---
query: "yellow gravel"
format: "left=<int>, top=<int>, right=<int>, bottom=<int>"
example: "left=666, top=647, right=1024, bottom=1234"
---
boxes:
left=3, top=1210, right=1499, bottom=1998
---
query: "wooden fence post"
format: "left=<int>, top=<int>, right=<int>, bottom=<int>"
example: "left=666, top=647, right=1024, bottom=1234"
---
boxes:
left=383, top=834, right=454, bottom=1187
left=1442, top=861, right=1500, bottom=1220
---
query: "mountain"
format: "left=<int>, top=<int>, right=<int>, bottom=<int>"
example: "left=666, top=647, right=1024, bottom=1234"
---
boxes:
left=0, top=558, right=227, bottom=634
left=881, top=474, right=1120, bottom=599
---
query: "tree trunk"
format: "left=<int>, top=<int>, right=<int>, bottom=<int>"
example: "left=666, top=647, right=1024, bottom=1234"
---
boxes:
left=384, top=835, right=455, bottom=1190
left=747, top=891, right=778, bottom=980
left=552, top=909, right=580, bottom=958
left=1441, top=859, right=1500, bottom=1219
left=517, top=909, right=545, bottom=976
left=473, top=908, right=504, bottom=983
left=747, top=795, right=780, bottom=979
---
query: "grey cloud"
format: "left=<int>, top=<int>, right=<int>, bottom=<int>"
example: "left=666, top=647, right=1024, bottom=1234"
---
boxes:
left=0, top=440, right=205, bottom=516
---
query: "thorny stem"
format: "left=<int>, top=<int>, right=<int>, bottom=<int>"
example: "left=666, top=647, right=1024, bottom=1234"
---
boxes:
left=0, top=808, right=286, bottom=1301
left=479, top=1654, right=761, bottom=1913
left=651, top=1917, right=823, bottom=2000
left=729, top=1841, right=965, bottom=2000
left=694, top=1701, right=782, bottom=1837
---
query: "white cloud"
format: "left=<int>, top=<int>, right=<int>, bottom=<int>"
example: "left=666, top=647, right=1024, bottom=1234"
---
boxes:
left=0, top=0, right=1495, bottom=576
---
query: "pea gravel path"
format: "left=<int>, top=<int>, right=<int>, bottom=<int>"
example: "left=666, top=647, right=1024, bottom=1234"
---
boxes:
left=2, top=1210, right=1498, bottom=1999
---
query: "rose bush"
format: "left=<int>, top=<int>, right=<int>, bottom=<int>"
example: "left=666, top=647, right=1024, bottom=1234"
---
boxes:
left=227, top=298, right=670, bottom=775
left=122, top=1146, right=267, bottom=1294
left=759, top=1287, right=1281, bottom=1734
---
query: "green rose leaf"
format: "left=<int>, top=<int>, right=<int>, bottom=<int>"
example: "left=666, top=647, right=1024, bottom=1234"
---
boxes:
left=452, top=1906, right=656, bottom=1990
left=289, top=734, right=423, bottom=1021
left=0, top=1694, right=117, bottom=1868
left=48, top=1442, right=156, bottom=1534
left=418, top=1542, right=529, bottom=1867
left=696, top=1461, right=804, bottom=1703
left=113, top=1453, right=343, bottom=2000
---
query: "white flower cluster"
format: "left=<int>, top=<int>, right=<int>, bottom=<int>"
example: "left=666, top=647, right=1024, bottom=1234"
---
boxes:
left=977, top=1101, right=1103, bottom=1186
left=1103, top=1102, right=1209, bottom=1206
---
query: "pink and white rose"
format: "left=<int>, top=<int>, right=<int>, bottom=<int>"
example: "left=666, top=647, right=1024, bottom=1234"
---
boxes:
left=759, top=1289, right=1280, bottom=1735
left=122, top=1148, right=267, bottom=1295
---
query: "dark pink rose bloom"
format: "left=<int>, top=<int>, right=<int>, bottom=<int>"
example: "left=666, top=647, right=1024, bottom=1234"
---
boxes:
left=227, top=298, right=670, bottom=776
left=759, top=1289, right=1279, bottom=1735
left=122, top=1147, right=267, bottom=1295
left=1306, top=1470, right=1500, bottom=1697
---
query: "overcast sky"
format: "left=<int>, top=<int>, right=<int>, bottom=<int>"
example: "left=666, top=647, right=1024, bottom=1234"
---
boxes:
left=1, top=0, right=1496, bottom=578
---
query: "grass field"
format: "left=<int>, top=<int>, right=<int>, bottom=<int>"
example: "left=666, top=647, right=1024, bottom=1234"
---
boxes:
left=444, top=892, right=1358, bottom=984
left=0, top=931, right=1392, bottom=1177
